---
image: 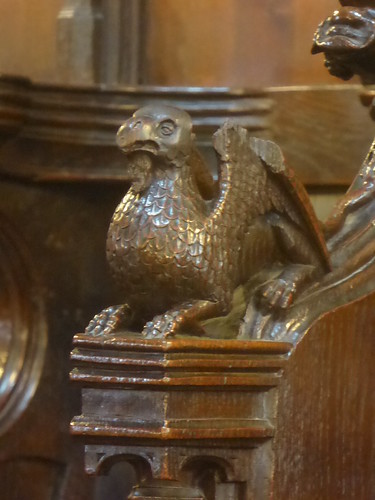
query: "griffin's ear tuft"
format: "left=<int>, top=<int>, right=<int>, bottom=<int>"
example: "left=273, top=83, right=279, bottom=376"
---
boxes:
left=213, top=122, right=248, bottom=156
left=250, top=137, right=285, bottom=173
left=213, top=126, right=227, bottom=157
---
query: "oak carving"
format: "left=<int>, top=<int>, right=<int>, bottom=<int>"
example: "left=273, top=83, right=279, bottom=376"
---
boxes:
left=85, top=105, right=334, bottom=341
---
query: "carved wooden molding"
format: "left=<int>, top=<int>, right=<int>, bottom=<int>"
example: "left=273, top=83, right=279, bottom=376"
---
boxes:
left=71, top=334, right=290, bottom=498
left=0, top=77, right=373, bottom=187
left=0, top=215, right=46, bottom=436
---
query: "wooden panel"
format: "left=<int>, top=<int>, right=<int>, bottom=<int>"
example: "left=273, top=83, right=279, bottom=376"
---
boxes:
left=0, top=0, right=349, bottom=87
left=274, top=292, right=375, bottom=499
left=0, top=0, right=62, bottom=83
left=146, top=0, right=342, bottom=87
left=270, top=86, right=375, bottom=186
left=145, top=0, right=294, bottom=86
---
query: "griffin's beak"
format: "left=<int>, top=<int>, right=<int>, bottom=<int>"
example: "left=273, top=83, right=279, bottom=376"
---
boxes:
left=116, top=120, right=160, bottom=156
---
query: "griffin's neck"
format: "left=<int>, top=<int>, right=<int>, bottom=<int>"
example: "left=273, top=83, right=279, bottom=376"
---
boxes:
left=133, top=152, right=197, bottom=194
left=147, top=149, right=216, bottom=203
left=125, top=152, right=209, bottom=219
left=151, top=159, right=205, bottom=210
left=153, top=158, right=194, bottom=188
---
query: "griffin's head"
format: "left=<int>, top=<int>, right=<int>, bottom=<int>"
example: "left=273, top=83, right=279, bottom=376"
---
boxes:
left=116, top=105, right=194, bottom=163
left=116, top=106, right=194, bottom=192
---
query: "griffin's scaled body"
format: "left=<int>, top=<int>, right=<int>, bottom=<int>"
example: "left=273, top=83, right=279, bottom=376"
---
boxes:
left=86, top=105, right=330, bottom=338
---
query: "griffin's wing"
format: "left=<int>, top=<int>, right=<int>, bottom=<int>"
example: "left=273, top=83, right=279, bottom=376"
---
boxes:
left=250, top=137, right=331, bottom=271
left=212, top=123, right=330, bottom=270
left=211, top=123, right=272, bottom=230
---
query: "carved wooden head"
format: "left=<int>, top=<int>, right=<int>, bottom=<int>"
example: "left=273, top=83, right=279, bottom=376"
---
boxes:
left=116, top=105, right=194, bottom=163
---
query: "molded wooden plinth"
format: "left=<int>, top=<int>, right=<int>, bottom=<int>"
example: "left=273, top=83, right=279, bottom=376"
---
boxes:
left=70, top=332, right=291, bottom=498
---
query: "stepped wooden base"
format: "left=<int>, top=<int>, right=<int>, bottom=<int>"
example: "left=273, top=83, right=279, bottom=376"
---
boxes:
left=70, top=332, right=291, bottom=499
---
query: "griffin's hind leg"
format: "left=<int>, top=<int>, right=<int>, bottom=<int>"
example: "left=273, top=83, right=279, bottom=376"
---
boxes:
left=85, top=304, right=131, bottom=336
left=240, top=264, right=317, bottom=340
left=255, top=264, right=316, bottom=312
left=142, top=300, right=227, bottom=339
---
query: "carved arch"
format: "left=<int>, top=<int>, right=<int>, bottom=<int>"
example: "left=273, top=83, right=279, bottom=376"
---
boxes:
left=95, top=453, right=152, bottom=483
left=180, top=455, right=234, bottom=480
left=179, top=455, right=235, bottom=496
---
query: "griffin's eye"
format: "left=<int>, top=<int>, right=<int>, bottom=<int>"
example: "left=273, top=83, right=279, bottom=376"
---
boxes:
left=132, top=120, right=142, bottom=129
left=159, top=120, right=176, bottom=136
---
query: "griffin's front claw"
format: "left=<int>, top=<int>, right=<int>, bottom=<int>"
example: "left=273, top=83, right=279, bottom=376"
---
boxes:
left=85, top=304, right=130, bottom=337
left=142, top=312, right=182, bottom=339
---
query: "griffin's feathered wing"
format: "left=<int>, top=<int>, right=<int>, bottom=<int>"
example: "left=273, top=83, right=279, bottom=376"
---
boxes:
left=211, top=123, right=331, bottom=273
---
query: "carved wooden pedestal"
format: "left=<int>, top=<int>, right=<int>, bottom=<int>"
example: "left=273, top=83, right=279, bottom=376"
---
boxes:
left=71, top=289, right=375, bottom=499
left=70, top=334, right=291, bottom=499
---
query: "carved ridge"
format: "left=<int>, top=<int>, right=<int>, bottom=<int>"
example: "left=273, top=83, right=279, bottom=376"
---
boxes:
left=70, top=417, right=274, bottom=441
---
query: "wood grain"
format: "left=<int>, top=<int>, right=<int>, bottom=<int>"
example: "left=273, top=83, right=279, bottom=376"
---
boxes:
left=270, top=86, right=375, bottom=186
left=0, top=0, right=349, bottom=87
left=0, top=0, right=62, bottom=83
left=274, top=292, right=375, bottom=499
left=146, top=0, right=342, bottom=87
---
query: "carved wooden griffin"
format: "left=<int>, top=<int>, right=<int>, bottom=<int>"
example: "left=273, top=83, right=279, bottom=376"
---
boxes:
left=86, top=105, right=331, bottom=339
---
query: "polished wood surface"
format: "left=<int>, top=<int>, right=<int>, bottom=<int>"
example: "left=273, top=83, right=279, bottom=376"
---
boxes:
left=270, top=85, right=375, bottom=186
left=146, top=0, right=341, bottom=87
left=71, top=332, right=292, bottom=499
left=0, top=0, right=343, bottom=87
left=274, top=291, right=375, bottom=499
left=0, top=0, right=62, bottom=83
